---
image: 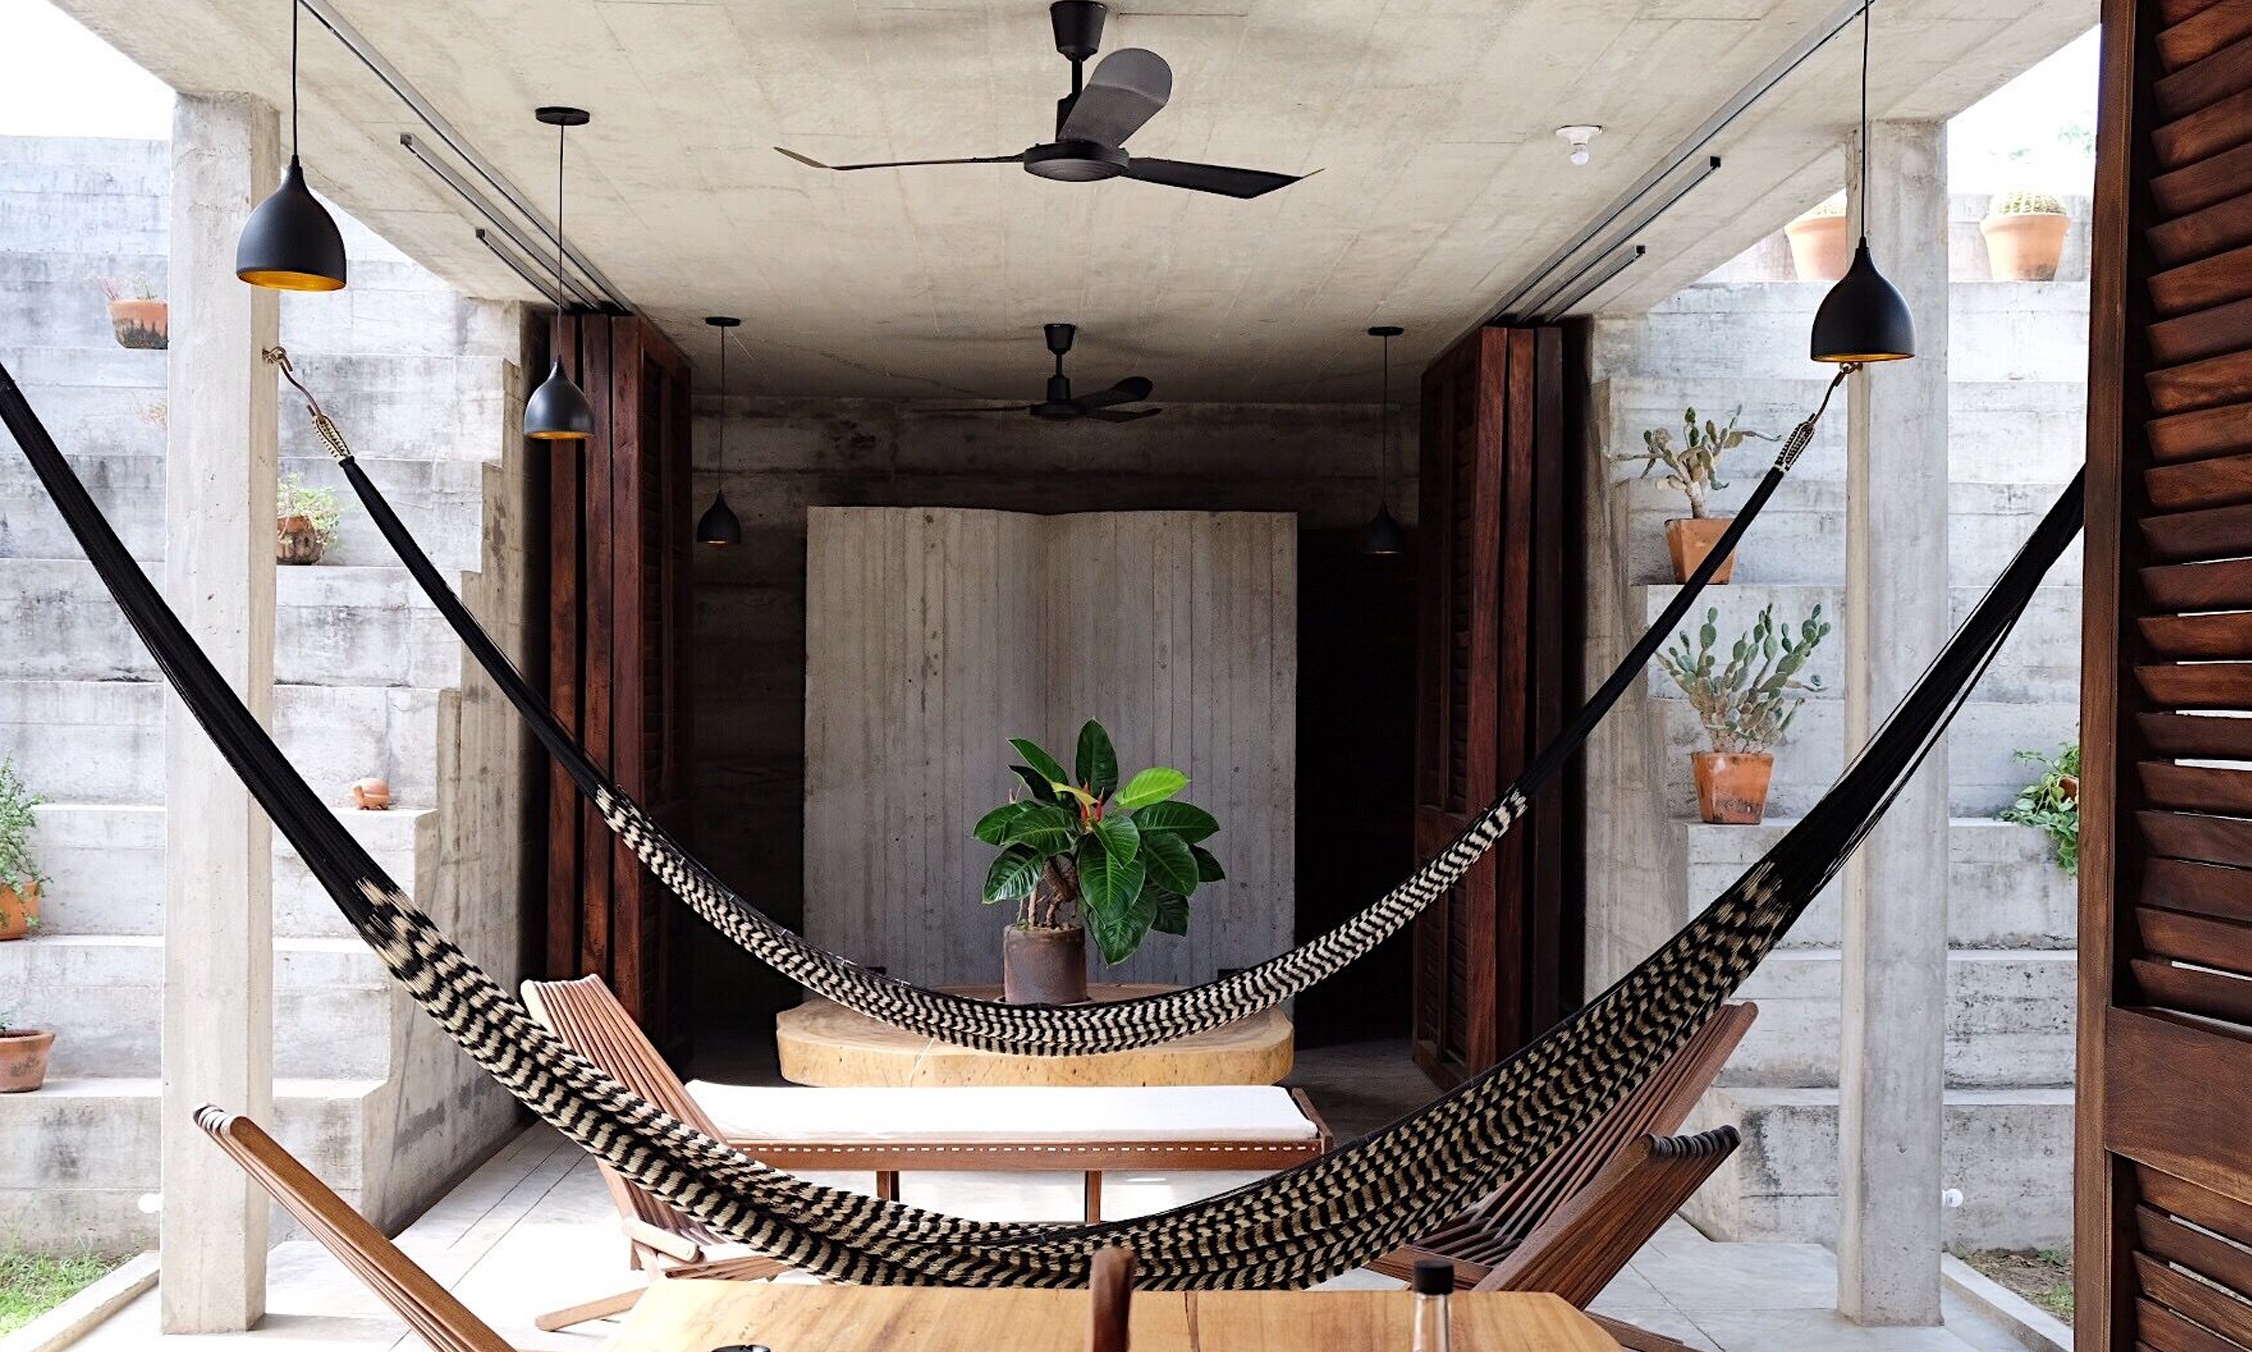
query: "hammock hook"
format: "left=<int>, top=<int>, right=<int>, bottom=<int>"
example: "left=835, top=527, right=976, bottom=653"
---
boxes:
left=262, top=345, right=354, bottom=464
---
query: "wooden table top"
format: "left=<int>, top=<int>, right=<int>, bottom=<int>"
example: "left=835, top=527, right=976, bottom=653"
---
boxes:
left=609, top=1280, right=1621, bottom=1352
left=774, top=984, right=1294, bottom=1087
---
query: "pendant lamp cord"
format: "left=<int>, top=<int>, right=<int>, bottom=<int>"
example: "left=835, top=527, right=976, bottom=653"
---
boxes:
left=553, top=122, right=567, bottom=298
left=1378, top=332, right=1392, bottom=507
left=289, top=0, right=301, bottom=155
left=1856, top=0, right=1871, bottom=242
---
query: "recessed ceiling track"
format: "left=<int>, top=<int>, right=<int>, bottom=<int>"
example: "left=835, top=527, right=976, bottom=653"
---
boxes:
left=476, top=228, right=568, bottom=308
left=1483, top=0, right=1875, bottom=325
left=1507, top=156, right=1719, bottom=322
left=297, top=0, right=634, bottom=312
left=403, top=133, right=607, bottom=310
left=1534, top=244, right=1645, bottom=323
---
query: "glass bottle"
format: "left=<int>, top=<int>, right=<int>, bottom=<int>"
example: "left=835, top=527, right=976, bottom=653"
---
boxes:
left=1411, top=1258, right=1454, bottom=1352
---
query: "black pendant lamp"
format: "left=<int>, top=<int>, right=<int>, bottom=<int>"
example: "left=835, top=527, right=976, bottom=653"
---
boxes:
left=696, top=317, right=743, bottom=547
left=1810, top=0, right=1914, bottom=364
left=524, top=106, right=596, bottom=441
left=1360, top=325, right=1408, bottom=557
left=236, top=0, right=347, bottom=291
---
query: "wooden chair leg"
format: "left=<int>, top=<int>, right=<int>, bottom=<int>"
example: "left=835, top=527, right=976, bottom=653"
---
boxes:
left=876, top=1170, right=901, bottom=1202
left=1590, top=1312, right=1700, bottom=1352
left=535, top=1285, right=646, bottom=1332
left=1084, top=1171, right=1103, bottom=1223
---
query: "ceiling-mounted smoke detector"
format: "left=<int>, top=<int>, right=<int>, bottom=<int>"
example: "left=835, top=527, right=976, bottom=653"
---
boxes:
left=1556, top=124, right=1603, bottom=166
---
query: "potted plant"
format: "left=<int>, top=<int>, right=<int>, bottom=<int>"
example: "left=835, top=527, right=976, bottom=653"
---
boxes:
left=1783, top=195, right=1849, bottom=282
left=277, top=472, right=343, bottom=565
left=1616, top=406, right=1772, bottom=585
left=93, top=272, right=167, bottom=350
left=1657, top=603, right=1830, bottom=824
left=0, top=757, right=43, bottom=942
left=1981, top=190, right=2070, bottom=281
left=2001, top=740, right=2080, bottom=875
left=0, top=1005, right=54, bottom=1094
left=975, top=719, right=1225, bottom=1004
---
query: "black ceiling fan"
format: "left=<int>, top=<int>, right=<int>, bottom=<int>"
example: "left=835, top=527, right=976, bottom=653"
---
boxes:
left=776, top=1, right=1309, bottom=200
left=943, top=323, right=1161, bottom=422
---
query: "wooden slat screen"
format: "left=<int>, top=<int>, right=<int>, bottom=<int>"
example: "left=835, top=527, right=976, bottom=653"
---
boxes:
left=2082, top=2, right=2252, bottom=1345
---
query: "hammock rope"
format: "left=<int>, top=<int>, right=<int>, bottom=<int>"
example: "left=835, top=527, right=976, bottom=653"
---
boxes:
left=0, top=355, right=2080, bottom=1288
left=274, top=346, right=1851, bottom=1056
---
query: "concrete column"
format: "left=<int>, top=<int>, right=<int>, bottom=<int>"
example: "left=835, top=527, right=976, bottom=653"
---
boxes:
left=160, top=93, right=281, bottom=1333
left=1836, top=120, right=1951, bottom=1327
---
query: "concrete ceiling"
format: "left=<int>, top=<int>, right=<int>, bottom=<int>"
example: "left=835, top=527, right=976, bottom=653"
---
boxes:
left=56, top=0, right=2092, bottom=402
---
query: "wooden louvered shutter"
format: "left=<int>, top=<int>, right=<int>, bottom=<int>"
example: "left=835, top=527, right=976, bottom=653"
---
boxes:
left=2080, top=2, right=2252, bottom=1346
left=1410, top=326, right=1575, bottom=1084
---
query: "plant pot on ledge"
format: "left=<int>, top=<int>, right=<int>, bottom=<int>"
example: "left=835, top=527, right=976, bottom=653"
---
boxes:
left=1003, top=923, right=1089, bottom=1005
left=0, top=1028, right=54, bottom=1093
left=1784, top=208, right=1849, bottom=282
left=1692, top=751, right=1774, bottom=825
left=1665, top=517, right=1737, bottom=584
left=108, top=297, right=168, bottom=350
left=0, top=880, right=40, bottom=941
left=277, top=513, right=325, bottom=565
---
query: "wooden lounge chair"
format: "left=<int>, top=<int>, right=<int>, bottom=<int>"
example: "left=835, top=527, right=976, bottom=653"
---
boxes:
left=192, top=1105, right=516, bottom=1352
left=1475, top=1126, right=1742, bottom=1352
left=1370, top=1000, right=1755, bottom=1288
left=519, top=976, right=791, bottom=1333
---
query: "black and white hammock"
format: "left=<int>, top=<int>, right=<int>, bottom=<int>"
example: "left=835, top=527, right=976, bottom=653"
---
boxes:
left=0, top=356, right=2078, bottom=1288
left=277, top=350, right=1852, bottom=1057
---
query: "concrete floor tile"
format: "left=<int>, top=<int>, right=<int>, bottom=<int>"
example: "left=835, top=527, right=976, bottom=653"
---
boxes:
left=1683, top=1308, right=1985, bottom=1352
left=1630, top=1240, right=1841, bottom=1309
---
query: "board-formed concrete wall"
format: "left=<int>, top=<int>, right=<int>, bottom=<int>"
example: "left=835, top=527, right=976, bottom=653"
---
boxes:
left=803, top=507, right=1296, bottom=989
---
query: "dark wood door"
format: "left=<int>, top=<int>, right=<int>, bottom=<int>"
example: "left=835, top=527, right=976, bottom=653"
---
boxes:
left=2080, top=3, right=2252, bottom=1346
left=1411, top=325, right=1576, bottom=1084
left=545, top=312, right=695, bottom=1047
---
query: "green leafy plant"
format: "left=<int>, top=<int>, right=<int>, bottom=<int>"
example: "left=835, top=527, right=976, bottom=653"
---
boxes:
left=975, top=720, right=1224, bottom=967
left=278, top=472, right=343, bottom=548
left=1657, top=605, right=1831, bottom=754
left=1990, top=189, right=2065, bottom=217
left=2001, top=740, right=2079, bottom=876
left=0, top=757, right=45, bottom=900
left=1614, top=406, right=1772, bottom=518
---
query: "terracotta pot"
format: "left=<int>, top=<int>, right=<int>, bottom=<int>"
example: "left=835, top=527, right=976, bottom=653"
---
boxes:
left=350, top=777, right=392, bottom=811
left=0, top=881, right=39, bottom=941
left=1665, top=516, right=1737, bottom=584
left=1980, top=212, right=2070, bottom=282
left=2060, top=774, right=2079, bottom=803
left=1693, top=751, right=1775, bottom=825
left=0, top=1028, right=53, bottom=1093
left=1784, top=213, right=1849, bottom=283
left=108, top=297, right=168, bottom=350
left=1003, top=924, right=1089, bottom=1005
left=277, top=514, right=325, bottom=565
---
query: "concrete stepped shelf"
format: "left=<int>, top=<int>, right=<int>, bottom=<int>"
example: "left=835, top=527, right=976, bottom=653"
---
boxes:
left=0, top=678, right=447, bottom=805
left=1685, top=1086, right=2073, bottom=1249
left=0, top=934, right=395, bottom=1079
left=30, top=802, right=434, bottom=939
left=1672, top=816, right=2075, bottom=951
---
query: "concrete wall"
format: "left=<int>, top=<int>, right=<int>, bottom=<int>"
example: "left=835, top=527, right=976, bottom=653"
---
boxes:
left=687, top=399, right=1412, bottom=1020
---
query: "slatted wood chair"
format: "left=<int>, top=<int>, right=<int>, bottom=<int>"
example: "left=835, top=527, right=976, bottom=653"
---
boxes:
left=1475, top=1126, right=1743, bottom=1352
left=520, top=975, right=791, bottom=1332
left=193, top=1106, right=517, bottom=1352
left=1371, top=1000, right=1755, bottom=1287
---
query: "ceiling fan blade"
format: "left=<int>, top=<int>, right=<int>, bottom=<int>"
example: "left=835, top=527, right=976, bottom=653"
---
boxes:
left=1074, top=375, right=1155, bottom=409
left=1083, top=406, right=1163, bottom=422
left=1123, top=157, right=1309, bottom=199
left=922, top=405, right=1039, bottom=414
left=775, top=146, right=1024, bottom=171
left=1060, top=49, right=1173, bottom=146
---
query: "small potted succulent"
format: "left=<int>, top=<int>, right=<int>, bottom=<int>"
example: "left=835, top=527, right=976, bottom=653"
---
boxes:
left=277, top=472, right=343, bottom=565
left=1657, top=604, right=1830, bottom=824
left=2001, top=740, right=2080, bottom=875
left=0, top=757, right=44, bottom=942
left=1981, top=190, right=2070, bottom=281
left=1783, top=194, right=1850, bottom=282
left=94, top=272, right=167, bottom=350
left=0, top=1005, right=54, bottom=1094
left=1616, top=406, right=1772, bottom=585
left=975, top=720, right=1224, bottom=1004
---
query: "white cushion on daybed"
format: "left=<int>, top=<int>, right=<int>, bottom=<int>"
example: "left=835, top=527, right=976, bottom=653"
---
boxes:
left=685, top=1083, right=1320, bottom=1145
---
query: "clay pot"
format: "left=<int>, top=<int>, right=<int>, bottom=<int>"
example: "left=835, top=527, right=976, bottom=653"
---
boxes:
left=1980, top=212, right=2070, bottom=282
left=1665, top=516, right=1737, bottom=584
left=108, top=298, right=168, bottom=350
left=0, top=1028, right=53, bottom=1093
left=0, top=881, right=39, bottom=941
left=1693, top=751, right=1775, bottom=825
left=1784, top=213, right=1849, bottom=283
left=277, top=514, right=325, bottom=565
left=350, top=777, right=392, bottom=810
left=1003, top=924, right=1089, bottom=1005
left=2060, top=774, right=2079, bottom=803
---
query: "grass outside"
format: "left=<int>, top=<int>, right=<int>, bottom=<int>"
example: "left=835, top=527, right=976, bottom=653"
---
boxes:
left=1957, top=1246, right=2073, bottom=1321
left=0, top=1251, right=120, bottom=1336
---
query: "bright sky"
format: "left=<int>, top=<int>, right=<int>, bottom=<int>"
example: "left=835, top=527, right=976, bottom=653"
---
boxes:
left=0, top=0, right=171, bottom=140
left=1947, top=28, right=2101, bottom=196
